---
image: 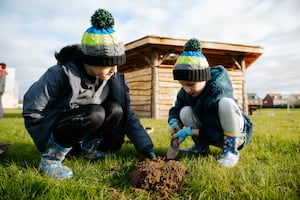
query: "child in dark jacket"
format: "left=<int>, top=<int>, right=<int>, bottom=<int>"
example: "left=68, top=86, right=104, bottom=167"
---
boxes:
left=168, top=38, right=253, bottom=167
left=22, top=9, right=156, bottom=179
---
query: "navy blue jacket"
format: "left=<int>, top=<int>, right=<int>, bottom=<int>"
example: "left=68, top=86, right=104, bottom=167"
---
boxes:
left=169, top=65, right=253, bottom=148
left=22, top=62, right=153, bottom=153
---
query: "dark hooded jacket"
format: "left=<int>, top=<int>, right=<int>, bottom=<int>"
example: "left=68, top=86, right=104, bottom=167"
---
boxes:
left=22, top=46, right=153, bottom=153
left=168, top=65, right=253, bottom=149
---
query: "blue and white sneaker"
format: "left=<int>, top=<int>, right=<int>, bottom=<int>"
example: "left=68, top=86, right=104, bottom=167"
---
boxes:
left=40, top=159, right=74, bottom=179
left=217, top=133, right=243, bottom=167
left=217, top=151, right=239, bottom=167
left=80, top=139, right=111, bottom=160
left=40, top=136, right=73, bottom=179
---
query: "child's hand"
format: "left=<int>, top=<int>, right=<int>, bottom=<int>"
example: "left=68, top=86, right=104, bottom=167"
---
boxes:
left=169, top=119, right=182, bottom=135
left=141, top=145, right=157, bottom=159
left=173, top=127, right=193, bottom=144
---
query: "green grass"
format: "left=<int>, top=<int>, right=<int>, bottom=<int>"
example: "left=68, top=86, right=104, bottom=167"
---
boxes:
left=0, top=108, right=299, bottom=200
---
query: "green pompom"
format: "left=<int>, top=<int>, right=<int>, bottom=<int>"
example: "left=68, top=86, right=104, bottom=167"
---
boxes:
left=184, top=38, right=201, bottom=52
left=90, top=9, right=114, bottom=29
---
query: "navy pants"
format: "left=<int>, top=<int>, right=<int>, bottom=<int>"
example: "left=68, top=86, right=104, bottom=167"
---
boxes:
left=52, top=101, right=123, bottom=151
left=0, top=93, right=3, bottom=118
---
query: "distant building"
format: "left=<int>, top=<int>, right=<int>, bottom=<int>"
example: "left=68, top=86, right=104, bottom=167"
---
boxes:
left=3, top=68, right=19, bottom=108
left=288, top=94, right=300, bottom=108
left=263, top=93, right=287, bottom=108
left=247, top=93, right=262, bottom=115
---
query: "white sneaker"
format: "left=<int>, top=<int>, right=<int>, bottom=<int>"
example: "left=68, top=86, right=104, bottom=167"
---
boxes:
left=217, top=152, right=239, bottom=167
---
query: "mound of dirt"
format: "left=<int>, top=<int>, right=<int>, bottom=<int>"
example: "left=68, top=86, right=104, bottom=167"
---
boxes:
left=129, top=157, right=187, bottom=199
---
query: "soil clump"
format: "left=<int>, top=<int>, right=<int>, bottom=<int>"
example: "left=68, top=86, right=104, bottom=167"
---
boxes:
left=129, top=157, right=188, bottom=199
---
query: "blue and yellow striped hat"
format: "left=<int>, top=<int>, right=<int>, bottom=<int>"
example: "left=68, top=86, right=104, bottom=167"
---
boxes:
left=173, top=38, right=210, bottom=81
left=81, top=9, right=126, bottom=66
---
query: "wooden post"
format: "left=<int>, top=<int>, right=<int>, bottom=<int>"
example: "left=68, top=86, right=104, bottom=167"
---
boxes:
left=238, top=55, right=248, bottom=114
left=151, top=49, right=159, bottom=118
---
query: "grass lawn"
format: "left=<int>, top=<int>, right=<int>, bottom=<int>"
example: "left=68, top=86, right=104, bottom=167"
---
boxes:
left=0, top=108, right=299, bottom=199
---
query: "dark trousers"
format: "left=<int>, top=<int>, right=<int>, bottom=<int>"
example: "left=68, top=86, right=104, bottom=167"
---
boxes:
left=52, top=101, right=123, bottom=150
left=0, top=93, right=3, bottom=118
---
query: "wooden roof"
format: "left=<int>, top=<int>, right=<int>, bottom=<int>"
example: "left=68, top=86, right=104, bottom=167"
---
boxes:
left=119, top=35, right=263, bottom=72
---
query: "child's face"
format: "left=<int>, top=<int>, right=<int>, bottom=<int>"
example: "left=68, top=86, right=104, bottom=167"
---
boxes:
left=178, top=80, right=206, bottom=97
left=84, top=64, right=117, bottom=80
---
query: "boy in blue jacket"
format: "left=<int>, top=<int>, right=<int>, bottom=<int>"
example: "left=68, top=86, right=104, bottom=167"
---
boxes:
left=168, top=38, right=253, bottom=167
left=22, top=9, right=156, bottom=179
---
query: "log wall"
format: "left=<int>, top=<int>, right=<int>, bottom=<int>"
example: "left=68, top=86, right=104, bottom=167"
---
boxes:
left=157, top=66, right=181, bottom=119
left=124, top=67, right=152, bottom=118
left=227, top=69, right=244, bottom=109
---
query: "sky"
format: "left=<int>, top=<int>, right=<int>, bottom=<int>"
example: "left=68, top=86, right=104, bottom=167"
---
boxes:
left=0, top=0, right=300, bottom=99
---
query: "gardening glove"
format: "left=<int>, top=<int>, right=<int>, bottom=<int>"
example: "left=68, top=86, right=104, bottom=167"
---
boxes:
left=169, top=118, right=182, bottom=136
left=141, top=145, right=157, bottom=159
left=173, top=127, right=193, bottom=144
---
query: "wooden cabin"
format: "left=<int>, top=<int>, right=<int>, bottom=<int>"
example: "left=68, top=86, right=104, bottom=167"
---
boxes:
left=119, top=35, right=263, bottom=119
left=288, top=94, right=300, bottom=108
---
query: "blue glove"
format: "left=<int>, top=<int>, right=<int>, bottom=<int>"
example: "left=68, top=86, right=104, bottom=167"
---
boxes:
left=173, top=127, right=193, bottom=144
left=169, top=118, right=182, bottom=135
